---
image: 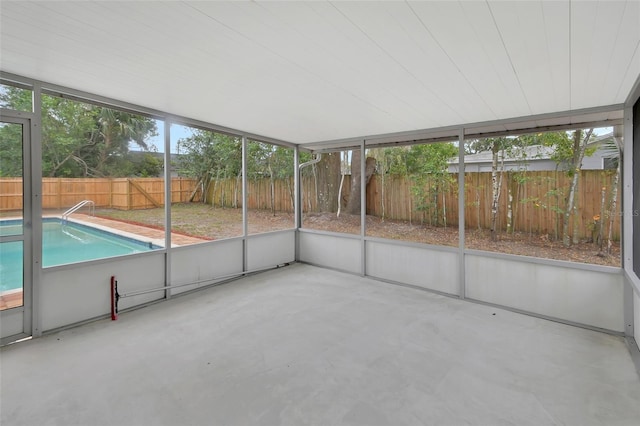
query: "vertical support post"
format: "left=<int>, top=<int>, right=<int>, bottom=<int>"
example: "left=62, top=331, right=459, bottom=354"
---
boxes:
left=31, top=82, right=43, bottom=337
left=458, top=128, right=466, bottom=299
left=294, top=146, right=301, bottom=262
left=623, top=105, right=635, bottom=338
left=360, top=140, right=366, bottom=277
left=164, top=120, right=172, bottom=299
left=242, top=136, right=248, bottom=272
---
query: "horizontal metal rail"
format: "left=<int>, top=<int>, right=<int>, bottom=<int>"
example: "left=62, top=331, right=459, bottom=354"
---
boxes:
left=62, top=200, right=94, bottom=221
left=118, top=263, right=291, bottom=299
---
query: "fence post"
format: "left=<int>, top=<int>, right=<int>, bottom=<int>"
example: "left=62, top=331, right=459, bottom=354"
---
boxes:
left=126, top=178, right=131, bottom=210
left=57, top=178, right=62, bottom=210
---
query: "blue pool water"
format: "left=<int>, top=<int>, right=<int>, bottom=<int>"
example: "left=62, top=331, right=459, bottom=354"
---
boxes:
left=0, top=219, right=160, bottom=292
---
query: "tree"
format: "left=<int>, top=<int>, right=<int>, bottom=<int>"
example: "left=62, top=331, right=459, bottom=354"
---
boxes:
left=128, top=153, right=163, bottom=177
left=345, top=149, right=376, bottom=215
left=469, top=131, right=575, bottom=240
left=177, top=130, right=241, bottom=204
left=314, top=152, right=342, bottom=213
left=246, top=142, right=295, bottom=214
left=406, top=142, right=457, bottom=226
left=487, top=138, right=510, bottom=241
left=599, top=130, right=623, bottom=255
left=90, top=108, right=157, bottom=176
left=554, top=129, right=594, bottom=247
left=514, top=132, right=570, bottom=237
left=0, top=122, right=23, bottom=177
left=368, top=147, right=410, bottom=221
left=0, top=87, right=157, bottom=177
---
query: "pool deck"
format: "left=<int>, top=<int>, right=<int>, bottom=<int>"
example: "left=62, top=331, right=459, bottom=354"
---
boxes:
left=0, top=291, right=22, bottom=310
left=69, top=213, right=209, bottom=246
left=1, top=214, right=208, bottom=311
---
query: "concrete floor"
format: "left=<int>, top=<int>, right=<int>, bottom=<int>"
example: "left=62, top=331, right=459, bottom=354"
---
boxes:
left=1, top=263, right=639, bottom=426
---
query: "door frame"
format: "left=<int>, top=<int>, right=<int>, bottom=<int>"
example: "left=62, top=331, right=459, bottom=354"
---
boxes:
left=0, top=110, right=34, bottom=344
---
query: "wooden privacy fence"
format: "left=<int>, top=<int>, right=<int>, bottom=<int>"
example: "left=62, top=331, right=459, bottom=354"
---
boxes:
left=206, top=177, right=297, bottom=213
left=0, top=177, right=200, bottom=211
left=206, top=171, right=622, bottom=241
left=206, top=176, right=349, bottom=214
left=365, top=170, right=622, bottom=240
left=0, top=171, right=622, bottom=240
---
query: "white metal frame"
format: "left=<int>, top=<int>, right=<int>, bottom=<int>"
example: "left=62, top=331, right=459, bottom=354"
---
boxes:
left=0, top=68, right=638, bottom=365
left=0, top=111, right=33, bottom=343
left=622, top=74, right=640, bottom=369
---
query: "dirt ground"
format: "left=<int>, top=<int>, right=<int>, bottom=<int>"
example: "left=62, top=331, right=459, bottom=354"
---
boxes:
left=96, top=204, right=295, bottom=240
left=95, top=204, right=620, bottom=267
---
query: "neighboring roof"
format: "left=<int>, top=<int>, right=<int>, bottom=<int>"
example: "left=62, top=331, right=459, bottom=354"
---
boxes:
left=449, top=132, right=615, bottom=165
left=452, top=145, right=557, bottom=165
left=1, top=2, right=638, bottom=146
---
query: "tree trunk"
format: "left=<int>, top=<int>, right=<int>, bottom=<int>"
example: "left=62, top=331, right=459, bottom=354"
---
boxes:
left=204, top=176, right=214, bottom=204
left=563, top=171, right=579, bottom=246
left=381, top=173, right=386, bottom=222
left=562, top=129, right=592, bottom=247
left=268, top=163, right=275, bottom=215
left=507, top=175, right=513, bottom=234
left=606, top=137, right=622, bottom=254
left=476, top=187, right=481, bottom=230
left=346, top=150, right=376, bottom=215
left=607, top=168, right=620, bottom=254
left=96, top=132, right=111, bottom=176
left=490, top=142, right=501, bottom=241
left=306, top=164, right=318, bottom=212
left=337, top=174, right=345, bottom=217
left=234, top=173, right=241, bottom=208
left=442, top=190, right=447, bottom=228
left=189, top=176, right=204, bottom=203
left=316, top=152, right=341, bottom=212
left=597, top=185, right=606, bottom=250
left=286, top=177, right=294, bottom=212
left=346, top=150, right=361, bottom=215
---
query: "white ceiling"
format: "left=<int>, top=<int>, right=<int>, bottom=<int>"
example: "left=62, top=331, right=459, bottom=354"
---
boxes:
left=1, top=1, right=639, bottom=146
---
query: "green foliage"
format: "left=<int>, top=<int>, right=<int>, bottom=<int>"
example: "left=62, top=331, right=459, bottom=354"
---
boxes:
left=405, top=143, right=457, bottom=225
left=127, top=153, right=163, bottom=177
left=177, top=130, right=241, bottom=181
left=0, top=122, right=23, bottom=177
left=539, top=130, right=598, bottom=174
left=176, top=134, right=295, bottom=184
left=246, top=142, right=294, bottom=180
left=370, top=143, right=458, bottom=225
left=0, top=84, right=31, bottom=111
left=466, top=132, right=575, bottom=169
left=0, top=87, right=158, bottom=177
left=406, top=143, right=457, bottom=175
left=465, top=137, right=509, bottom=154
left=370, top=147, right=410, bottom=176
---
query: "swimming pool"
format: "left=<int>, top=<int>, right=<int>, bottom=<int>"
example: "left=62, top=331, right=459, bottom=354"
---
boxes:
left=0, top=219, right=160, bottom=292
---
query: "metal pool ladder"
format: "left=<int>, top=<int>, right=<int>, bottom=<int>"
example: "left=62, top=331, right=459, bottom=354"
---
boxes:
left=62, top=200, right=95, bottom=222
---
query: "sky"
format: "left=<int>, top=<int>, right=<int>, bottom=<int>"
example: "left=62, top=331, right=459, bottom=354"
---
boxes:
left=137, top=121, right=194, bottom=154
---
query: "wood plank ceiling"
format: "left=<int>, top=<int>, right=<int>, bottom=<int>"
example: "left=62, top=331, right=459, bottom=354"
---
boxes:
left=1, top=1, right=639, bottom=146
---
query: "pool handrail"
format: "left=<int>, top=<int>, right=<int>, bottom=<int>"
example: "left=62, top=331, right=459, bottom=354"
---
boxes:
left=62, top=200, right=95, bottom=222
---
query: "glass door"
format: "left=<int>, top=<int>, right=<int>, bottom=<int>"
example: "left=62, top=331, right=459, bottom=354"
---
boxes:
left=0, top=115, right=32, bottom=342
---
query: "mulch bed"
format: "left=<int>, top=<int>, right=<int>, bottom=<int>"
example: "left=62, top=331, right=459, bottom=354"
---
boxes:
left=303, top=213, right=621, bottom=267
